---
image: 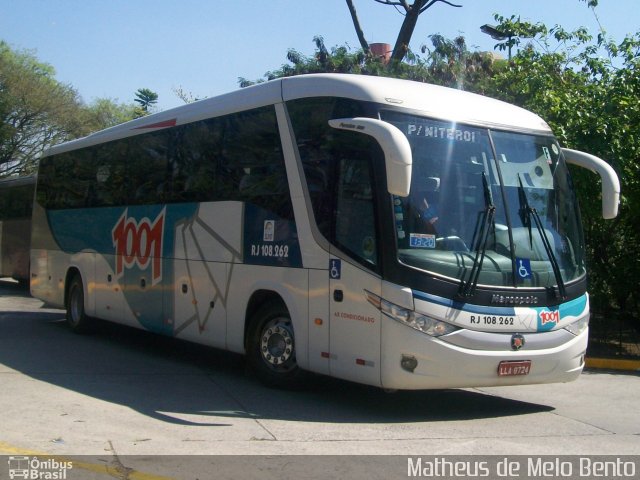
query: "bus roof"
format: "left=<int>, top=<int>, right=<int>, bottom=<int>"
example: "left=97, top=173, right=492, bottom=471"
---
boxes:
left=46, top=74, right=552, bottom=156
left=282, top=74, right=551, bottom=134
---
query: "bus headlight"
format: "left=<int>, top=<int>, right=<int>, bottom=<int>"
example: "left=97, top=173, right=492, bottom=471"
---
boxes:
left=410, top=312, right=458, bottom=336
left=365, top=291, right=459, bottom=337
left=564, top=315, right=589, bottom=336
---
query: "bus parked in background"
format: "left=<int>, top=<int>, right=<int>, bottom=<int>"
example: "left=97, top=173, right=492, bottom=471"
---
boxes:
left=30, top=74, right=619, bottom=390
left=0, top=175, right=35, bottom=283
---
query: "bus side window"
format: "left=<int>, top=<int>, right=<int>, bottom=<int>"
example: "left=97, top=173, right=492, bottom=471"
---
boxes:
left=49, top=150, right=94, bottom=209
left=171, top=120, right=220, bottom=203
left=222, top=107, right=293, bottom=220
left=93, top=141, right=129, bottom=207
left=295, top=143, right=330, bottom=239
left=334, top=154, right=378, bottom=267
left=128, top=132, right=170, bottom=205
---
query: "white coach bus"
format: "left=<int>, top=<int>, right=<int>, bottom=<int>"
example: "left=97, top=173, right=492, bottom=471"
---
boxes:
left=30, top=74, right=619, bottom=389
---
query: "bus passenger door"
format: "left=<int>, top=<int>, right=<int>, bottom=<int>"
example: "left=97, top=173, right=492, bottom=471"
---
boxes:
left=329, top=259, right=382, bottom=386
left=327, top=155, right=382, bottom=387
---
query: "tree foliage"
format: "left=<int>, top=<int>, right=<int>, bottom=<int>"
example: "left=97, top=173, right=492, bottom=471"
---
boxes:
left=0, top=42, right=138, bottom=177
left=133, top=87, right=159, bottom=117
left=420, top=34, right=497, bottom=93
left=0, top=42, right=86, bottom=176
left=240, top=34, right=496, bottom=92
left=82, top=98, right=138, bottom=132
left=173, top=85, right=201, bottom=104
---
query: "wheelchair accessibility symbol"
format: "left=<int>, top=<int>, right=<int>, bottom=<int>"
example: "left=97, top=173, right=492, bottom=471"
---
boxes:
left=516, top=257, right=532, bottom=279
left=329, top=259, right=342, bottom=280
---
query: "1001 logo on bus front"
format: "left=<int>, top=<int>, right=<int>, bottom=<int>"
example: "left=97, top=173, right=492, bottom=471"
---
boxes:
left=112, top=208, right=165, bottom=284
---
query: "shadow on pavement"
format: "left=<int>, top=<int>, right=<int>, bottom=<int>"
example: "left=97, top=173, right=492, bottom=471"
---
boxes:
left=0, top=284, right=554, bottom=426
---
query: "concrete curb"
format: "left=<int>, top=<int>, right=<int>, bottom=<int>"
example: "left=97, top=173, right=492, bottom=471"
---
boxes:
left=585, top=357, right=640, bottom=372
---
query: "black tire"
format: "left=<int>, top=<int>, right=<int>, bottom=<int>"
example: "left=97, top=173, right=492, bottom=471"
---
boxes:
left=66, top=274, right=93, bottom=333
left=247, top=301, right=305, bottom=388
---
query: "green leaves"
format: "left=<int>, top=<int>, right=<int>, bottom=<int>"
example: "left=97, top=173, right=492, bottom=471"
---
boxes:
left=0, top=42, right=140, bottom=177
left=133, top=87, right=159, bottom=117
left=0, top=42, right=83, bottom=175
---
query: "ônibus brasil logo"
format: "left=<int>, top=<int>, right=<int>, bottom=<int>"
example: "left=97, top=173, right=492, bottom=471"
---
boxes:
left=112, top=208, right=165, bottom=284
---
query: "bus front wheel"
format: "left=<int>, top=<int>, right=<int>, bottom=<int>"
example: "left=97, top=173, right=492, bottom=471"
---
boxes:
left=247, top=301, right=304, bottom=388
left=66, top=275, right=93, bottom=333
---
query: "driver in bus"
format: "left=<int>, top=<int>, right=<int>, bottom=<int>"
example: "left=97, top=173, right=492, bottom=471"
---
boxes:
left=412, top=176, right=440, bottom=235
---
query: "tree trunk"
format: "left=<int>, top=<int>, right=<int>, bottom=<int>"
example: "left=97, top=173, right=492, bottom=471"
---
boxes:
left=390, top=0, right=425, bottom=63
left=346, top=0, right=370, bottom=54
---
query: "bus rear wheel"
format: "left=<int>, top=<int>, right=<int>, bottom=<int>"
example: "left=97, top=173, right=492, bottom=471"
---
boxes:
left=66, top=274, right=93, bottom=333
left=247, top=301, right=304, bottom=388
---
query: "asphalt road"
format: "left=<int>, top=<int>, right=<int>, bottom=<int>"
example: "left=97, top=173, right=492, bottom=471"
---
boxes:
left=0, top=279, right=638, bottom=479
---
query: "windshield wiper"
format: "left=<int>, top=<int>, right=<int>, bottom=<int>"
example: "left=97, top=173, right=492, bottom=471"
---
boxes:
left=459, top=172, right=495, bottom=298
left=517, top=175, right=567, bottom=300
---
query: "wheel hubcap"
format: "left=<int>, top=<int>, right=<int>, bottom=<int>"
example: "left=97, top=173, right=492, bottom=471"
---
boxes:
left=260, top=318, right=294, bottom=368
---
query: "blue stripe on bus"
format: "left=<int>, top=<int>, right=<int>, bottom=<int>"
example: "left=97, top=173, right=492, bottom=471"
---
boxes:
left=558, top=293, right=587, bottom=318
left=46, top=201, right=302, bottom=336
left=531, top=293, right=588, bottom=331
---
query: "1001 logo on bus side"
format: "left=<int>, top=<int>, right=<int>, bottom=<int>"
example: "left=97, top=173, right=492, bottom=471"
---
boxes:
left=112, top=208, right=165, bottom=284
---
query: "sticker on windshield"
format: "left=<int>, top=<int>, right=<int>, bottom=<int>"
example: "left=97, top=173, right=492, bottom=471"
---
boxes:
left=516, top=257, right=532, bottom=280
left=410, top=233, right=436, bottom=249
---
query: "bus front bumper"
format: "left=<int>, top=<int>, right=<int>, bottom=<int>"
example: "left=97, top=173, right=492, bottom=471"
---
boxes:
left=380, top=317, right=588, bottom=390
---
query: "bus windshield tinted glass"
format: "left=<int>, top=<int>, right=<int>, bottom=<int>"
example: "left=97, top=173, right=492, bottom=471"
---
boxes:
left=382, top=112, right=586, bottom=289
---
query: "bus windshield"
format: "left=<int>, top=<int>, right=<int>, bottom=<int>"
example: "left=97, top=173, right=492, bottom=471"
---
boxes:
left=382, top=111, right=585, bottom=290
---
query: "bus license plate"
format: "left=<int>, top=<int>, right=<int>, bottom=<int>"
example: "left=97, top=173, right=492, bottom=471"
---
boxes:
left=498, top=360, right=531, bottom=376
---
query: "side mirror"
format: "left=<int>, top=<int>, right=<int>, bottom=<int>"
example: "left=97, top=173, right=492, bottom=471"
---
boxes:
left=329, top=117, right=412, bottom=197
left=562, top=148, right=620, bottom=219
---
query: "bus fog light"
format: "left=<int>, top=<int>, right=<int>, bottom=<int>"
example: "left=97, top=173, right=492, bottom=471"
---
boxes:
left=401, top=354, right=418, bottom=372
